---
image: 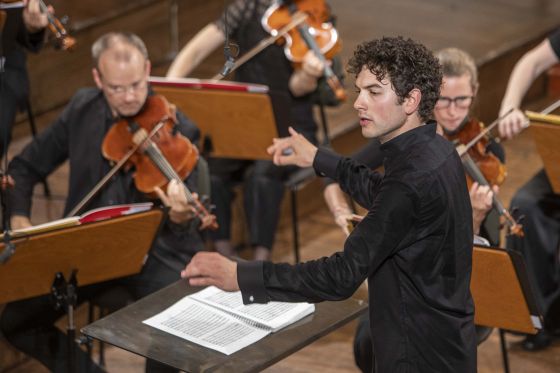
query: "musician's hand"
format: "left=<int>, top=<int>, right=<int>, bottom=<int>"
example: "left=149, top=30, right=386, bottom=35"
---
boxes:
left=23, top=0, right=51, bottom=33
left=181, top=252, right=239, bottom=291
left=11, top=215, right=32, bottom=230
left=154, top=180, right=196, bottom=224
left=469, top=182, right=498, bottom=234
left=198, top=212, right=217, bottom=231
left=301, top=50, right=325, bottom=78
left=498, top=108, right=529, bottom=140
left=0, top=175, right=15, bottom=190
left=267, top=127, right=317, bottom=167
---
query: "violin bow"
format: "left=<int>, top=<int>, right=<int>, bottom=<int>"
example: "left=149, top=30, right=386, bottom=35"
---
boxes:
left=211, top=11, right=308, bottom=80
left=455, top=108, right=514, bottom=157
left=66, top=120, right=167, bottom=217
left=458, top=97, right=560, bottom=157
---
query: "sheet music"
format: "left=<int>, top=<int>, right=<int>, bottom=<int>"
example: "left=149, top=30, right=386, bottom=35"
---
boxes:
left=143, top=296, right=270, bottom=355
left=143, top=286, right=315, bottom=354
left=190, top=286, right=315, bottom=332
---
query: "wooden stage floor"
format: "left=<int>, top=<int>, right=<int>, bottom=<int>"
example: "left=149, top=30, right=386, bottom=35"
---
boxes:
left=3, top=0, right=560, bottom=372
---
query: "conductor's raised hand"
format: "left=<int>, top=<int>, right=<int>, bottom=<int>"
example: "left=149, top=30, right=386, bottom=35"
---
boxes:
left=266, top=127, right=318, bottom=168
left=181, top=252, right=239, bottom=291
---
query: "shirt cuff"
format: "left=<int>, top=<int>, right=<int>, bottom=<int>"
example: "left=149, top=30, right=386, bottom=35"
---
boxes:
left=313, top=147, right=342, bottom=179
left=237, top=260, right=268, bottom=304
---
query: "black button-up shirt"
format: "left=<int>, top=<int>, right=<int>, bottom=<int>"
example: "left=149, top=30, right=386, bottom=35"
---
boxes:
left=238, top=122, right=476, bottom=372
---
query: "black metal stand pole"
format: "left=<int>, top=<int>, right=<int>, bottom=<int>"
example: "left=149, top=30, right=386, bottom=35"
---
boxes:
left=51, top=270, right=78, bottom=373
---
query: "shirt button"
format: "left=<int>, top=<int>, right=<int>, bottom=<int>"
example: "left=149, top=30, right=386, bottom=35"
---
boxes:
left=249, top=295, right=254, bottom=302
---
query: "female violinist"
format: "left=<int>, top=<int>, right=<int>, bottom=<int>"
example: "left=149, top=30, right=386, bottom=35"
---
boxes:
left=167, top=0, right=339, bottom=260
left=433, top=47, right=507, bottom=245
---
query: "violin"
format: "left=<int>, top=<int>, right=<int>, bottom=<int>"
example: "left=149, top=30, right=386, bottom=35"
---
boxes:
left=262, top=0, right=346, bottom=101
left=0, top=0, right=75, bottom=50
left=447, top=118, right=524, bottom=237
left=68, top=95, right=217, bottom=230
left=446, top=118, right=506, bottom=188
left=37, top=0, right=76, bottom=51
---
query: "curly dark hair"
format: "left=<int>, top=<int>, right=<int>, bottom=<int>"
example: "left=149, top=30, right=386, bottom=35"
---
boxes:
left=347, top=37, right=442, bottom=123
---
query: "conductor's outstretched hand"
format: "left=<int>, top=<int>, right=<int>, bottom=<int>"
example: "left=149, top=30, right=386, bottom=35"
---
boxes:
left=181, top=252, right=239, bottom=291
left=267, top=127, right=318, bottom=168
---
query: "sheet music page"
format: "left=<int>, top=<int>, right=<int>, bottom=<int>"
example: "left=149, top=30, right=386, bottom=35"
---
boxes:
left=190, top=286, right=315, bottom=332
left=143, top=296, right=270, bottom=355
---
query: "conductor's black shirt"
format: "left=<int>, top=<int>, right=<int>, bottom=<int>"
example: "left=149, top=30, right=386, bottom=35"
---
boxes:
left=238, top=122, right=477, bottom=372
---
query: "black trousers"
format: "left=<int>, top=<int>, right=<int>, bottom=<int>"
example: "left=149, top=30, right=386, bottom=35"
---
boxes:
left=0, top=255, right=182, bottom=373
left=506, top=169, right=560, bottom=327
left=208, top=158, right=297, bottom=251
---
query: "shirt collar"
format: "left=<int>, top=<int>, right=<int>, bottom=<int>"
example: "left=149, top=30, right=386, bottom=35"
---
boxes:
left=380, top=120, right=437, bottom=157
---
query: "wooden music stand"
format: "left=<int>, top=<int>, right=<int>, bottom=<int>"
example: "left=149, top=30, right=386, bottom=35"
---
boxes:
left=471, top=245, right=542, bottom=373
left=527, top=112, right=560, bottom=193
left=0, top=209, right=164, bottom=373
left=149, top=77, right=291, bottom=160
left=0, top=209, right=164, bottom=304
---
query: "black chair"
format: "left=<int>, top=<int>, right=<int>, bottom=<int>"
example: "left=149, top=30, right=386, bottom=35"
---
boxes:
left=285, top=101, right=332, bottom=263
left=86, top=286, right=133, bottom=369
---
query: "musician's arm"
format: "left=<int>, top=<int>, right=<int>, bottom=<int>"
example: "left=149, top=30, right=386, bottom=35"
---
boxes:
left=499, top=36, right=559, bottom=138
left=166, top=24, right=225, bottom=78
left=289, top=51, right=324, bottom=97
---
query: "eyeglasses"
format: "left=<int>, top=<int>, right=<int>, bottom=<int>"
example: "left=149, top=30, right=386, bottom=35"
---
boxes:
left=435, top=95, right=474, bottom=109
left=103, top=79, right=147, bottom=96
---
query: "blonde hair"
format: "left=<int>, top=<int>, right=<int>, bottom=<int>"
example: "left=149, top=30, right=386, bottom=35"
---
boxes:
left=435, top=47, right=478, bottom=90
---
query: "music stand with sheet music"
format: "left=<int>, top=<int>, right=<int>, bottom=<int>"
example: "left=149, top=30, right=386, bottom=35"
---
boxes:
left=82, top=280, right=367, bottom=372
left=149, top=76, right=291, bottom=160
left=471, top=245, right=542, bottom=373
left=0, top=209, right=164, bottom=372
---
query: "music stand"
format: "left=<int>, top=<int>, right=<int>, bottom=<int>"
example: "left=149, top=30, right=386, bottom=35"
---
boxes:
left=0, top=209, right=164, bottom=372
left=149, top=77, right=291, bottom=160
left=82, top=280, right=367, bottom=372
left=526, top=111, right=560, bottom=193
left=471, top=245, right=542, bottom=373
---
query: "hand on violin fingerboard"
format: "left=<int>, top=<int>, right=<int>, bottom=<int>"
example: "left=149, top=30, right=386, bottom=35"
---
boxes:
left=301, top=50, right=326, bottom=78
left=469, top=182, right=498, bottom=234
left=23, top=0, right=50, bottom=33
left=289, top=51, right=325, bottom=96
left=154, top=180, right=197, bottom=225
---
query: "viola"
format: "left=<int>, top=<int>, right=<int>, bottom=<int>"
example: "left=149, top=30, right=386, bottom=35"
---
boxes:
left=262, top=0, right=346, bottom=101
left=68, top=95, right=217, bottom=230
left=447, top=118, right=523, bottom=237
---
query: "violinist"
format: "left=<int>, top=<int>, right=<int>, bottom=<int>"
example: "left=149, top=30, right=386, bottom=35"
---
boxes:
left=167, top=0, right=330, bottom=260
left=0, top=32, right=207, bottom=373
left=433, top=47, right=505, bottom=244
left=497, top=28, right=560, bottom=351
left=0, top=0, right=50, bottom=157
